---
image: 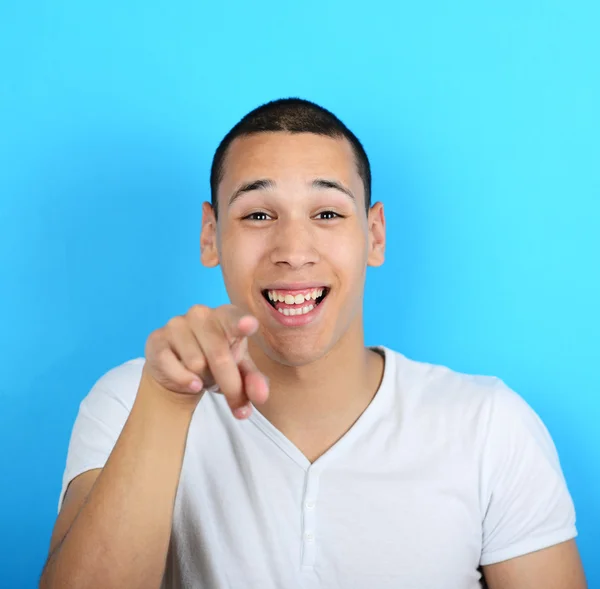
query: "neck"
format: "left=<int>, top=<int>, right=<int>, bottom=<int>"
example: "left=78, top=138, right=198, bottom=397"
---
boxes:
left=248, top=325, right=385, bottom=439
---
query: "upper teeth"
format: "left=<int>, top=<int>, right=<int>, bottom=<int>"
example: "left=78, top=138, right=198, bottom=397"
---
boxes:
left=267, top=289, right=324, bottom=304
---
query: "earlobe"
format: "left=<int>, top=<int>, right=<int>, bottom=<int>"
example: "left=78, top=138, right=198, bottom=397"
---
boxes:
left=200, top=202, right=220, bottom=268
left=367, top=201, right=386, bottom=267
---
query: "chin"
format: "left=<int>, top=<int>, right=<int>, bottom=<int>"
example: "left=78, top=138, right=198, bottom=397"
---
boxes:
left=255, top=331, right=334, bottom=368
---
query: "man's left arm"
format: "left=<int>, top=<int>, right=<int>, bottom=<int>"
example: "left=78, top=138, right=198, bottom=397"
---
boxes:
left=478, top=383, right=586, bottom=587
left=482, top=539, right=587, bottom=589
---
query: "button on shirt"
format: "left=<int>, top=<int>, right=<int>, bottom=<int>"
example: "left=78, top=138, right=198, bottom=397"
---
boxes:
left=59, top=347, right=577, bottom=589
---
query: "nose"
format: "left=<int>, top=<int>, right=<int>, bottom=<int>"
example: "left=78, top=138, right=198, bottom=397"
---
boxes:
left=269, top=218, right=320, bottom=269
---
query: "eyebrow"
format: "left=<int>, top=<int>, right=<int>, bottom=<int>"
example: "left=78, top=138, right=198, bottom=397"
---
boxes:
left=227, top=177, right=356, bottom=207
left=228, top=179, right=274, bottom=206
left=311, top=178, right=355, bottom=201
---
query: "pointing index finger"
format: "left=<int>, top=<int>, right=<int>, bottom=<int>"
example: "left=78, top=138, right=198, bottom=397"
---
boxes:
left=217, top=305, right=259, bottom=341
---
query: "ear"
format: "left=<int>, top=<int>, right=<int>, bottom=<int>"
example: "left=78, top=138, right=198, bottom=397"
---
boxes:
left=367, top=201, right=385, bottom=267
left=200, top=202, right=220, bottom=268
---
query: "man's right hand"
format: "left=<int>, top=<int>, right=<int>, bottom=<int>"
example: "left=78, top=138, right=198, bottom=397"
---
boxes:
left=41, top=305, right=263, bottom=588
left=143, top=304, right=269, bottom=419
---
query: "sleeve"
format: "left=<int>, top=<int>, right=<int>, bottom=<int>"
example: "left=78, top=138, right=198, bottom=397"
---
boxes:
left=57, top=358, right=145, bottom=513
left=479, top=382, right=578, bottom=566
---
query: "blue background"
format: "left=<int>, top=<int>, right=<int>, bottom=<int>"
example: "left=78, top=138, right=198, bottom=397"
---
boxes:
left=1, top=1, right=598, bottom=587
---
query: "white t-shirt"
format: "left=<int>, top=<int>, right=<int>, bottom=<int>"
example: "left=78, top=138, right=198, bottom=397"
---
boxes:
left=59, top=347, right=577, bottom=589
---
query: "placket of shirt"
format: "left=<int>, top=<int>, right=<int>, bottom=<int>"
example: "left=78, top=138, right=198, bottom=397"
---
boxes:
left=300, top=461, right=322, bottom=569
left=246, top=348, right=395, bottom=574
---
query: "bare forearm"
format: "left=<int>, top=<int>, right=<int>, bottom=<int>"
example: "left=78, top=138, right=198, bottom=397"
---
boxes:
left=482, top=540, right=587, bottom=589
left=41, top=375, right=198, bottom=589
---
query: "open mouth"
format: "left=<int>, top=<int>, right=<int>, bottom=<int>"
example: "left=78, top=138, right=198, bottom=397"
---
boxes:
left=262, top=287, right=330, bottom=316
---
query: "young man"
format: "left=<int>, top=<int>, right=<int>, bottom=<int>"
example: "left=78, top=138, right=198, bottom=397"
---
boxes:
left=41, top=99, right=586, bottom=589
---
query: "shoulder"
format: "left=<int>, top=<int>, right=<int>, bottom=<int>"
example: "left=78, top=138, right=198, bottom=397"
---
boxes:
left=82, top=356, right=146, bottom=412
left=381, top=346, right=503, bottom=411
left=380, top=346, right=544, bottom=442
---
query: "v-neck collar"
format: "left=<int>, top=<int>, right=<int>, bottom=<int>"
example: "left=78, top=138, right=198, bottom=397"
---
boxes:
left=247, top=346, right=396, bottom=472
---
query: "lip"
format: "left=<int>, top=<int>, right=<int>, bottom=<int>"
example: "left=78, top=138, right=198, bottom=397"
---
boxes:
left=262, top=282, right=329, bottom=291
left=260, top=288, right=328, bottom=327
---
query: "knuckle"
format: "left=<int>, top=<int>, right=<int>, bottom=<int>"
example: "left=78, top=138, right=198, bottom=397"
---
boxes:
left=165, top=315, right=185, bottom=331
left=185, top=355, right=206, bottom=374
left=155, top=346, right=172, bottom=364
left=187, top=304, right=209, bottom=322
left=224, top=304, right=243, bottom=321
left=145, top=330, right=158, bottom=347
left=146, top=328, right=165, bottom=350
left=211, top=352, right=233, bottom=369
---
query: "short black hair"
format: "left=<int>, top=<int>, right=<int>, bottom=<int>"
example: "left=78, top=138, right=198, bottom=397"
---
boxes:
left=210, top=98, right=371, bottom=216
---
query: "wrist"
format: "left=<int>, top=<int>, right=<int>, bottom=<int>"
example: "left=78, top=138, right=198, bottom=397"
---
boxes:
left=136, top=368, right=203, bottom=417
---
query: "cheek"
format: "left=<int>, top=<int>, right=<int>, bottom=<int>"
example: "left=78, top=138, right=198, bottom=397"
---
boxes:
left=323, top=228, right=369, bottom=274
left=220, top=233, right=263, bottom=288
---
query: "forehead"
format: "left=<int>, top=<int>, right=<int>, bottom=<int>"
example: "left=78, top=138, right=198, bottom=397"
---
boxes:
left=218, top=132, right=364, bottom=203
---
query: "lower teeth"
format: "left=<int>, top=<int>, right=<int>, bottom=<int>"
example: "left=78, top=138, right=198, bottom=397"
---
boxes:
left=278, top=304, right=315, bottom=316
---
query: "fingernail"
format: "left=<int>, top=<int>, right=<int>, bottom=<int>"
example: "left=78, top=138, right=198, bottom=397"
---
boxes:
left=189, top=380, right=202, bottom=392
left=233, top=405, right=250, bottom=419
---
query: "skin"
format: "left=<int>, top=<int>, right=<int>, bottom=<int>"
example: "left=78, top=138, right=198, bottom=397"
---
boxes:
left=41, top=130, right=586, bottom=589
left=207, top=132, right=382, bottom=367
left=201, top=131, right=587, bottom=587
left=482, top=540, right=587, bottom=588
left=201, top=131, right=386, bottom=456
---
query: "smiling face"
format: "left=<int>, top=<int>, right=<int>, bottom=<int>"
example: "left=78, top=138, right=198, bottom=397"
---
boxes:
left=201, top=131, right=385, bottom=367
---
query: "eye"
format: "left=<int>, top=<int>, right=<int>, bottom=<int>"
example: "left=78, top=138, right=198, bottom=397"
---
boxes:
left=315, top=210, right=342, bottom=220
left=243, top=211, right=272, bottom=221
